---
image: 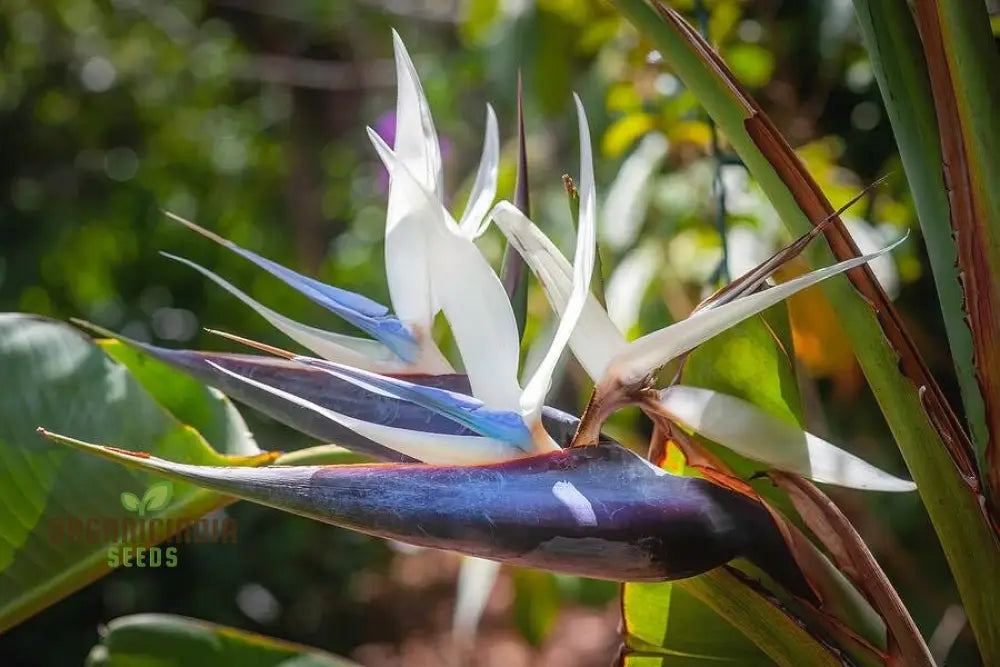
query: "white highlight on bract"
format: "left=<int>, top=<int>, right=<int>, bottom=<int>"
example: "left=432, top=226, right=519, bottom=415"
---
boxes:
left=551, top=481, right=598, bottom=526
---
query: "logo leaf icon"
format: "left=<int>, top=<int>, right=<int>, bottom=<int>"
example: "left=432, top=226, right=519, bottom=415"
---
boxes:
left=120, top=492, right=140, bottom=513
left=141, top=482, right=173, bottom=514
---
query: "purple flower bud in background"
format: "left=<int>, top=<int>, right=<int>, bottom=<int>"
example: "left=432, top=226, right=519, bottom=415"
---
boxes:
left=373, top=111, right=398, bottom=148
left=373, top=110, right=452, bottom=196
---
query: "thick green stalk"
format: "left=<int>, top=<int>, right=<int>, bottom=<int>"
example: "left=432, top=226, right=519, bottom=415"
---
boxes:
left=852, top=0, right=987, bottom=470
left=910, top=0, right=1000, bottom=512
left=614, top=0, right=1000, bottom=661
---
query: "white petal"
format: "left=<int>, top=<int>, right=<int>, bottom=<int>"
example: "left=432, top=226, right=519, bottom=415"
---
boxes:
left=489, top=203, right=627, bottom=382
left=391, top=29, right=442, bottom=197
left=607, top=236, right=906, bottom=386
left=452, top=557, right=501, bottom=642
left=606, top=241, right=663, bottom=334
left=162, top=253, right=403, bottom=372
left=207, top=361, right=524, bottom=465
left=383, top=188, right=433, bottom=332
left=459, top=105, right=500, bottom=238
left=369, top=130, right=523, bottom=412
left=658, top=385, right=916, bottom=491
left=383, top=30, right=443, bottom=332
left=600, top=133, right=668, bottom=251
left=520, top=95, right=597, bottom=425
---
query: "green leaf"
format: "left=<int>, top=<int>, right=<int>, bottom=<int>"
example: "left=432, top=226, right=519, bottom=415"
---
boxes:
left=623, top=568, right=847, bottom=667
left=614, top=2, right=1000, bottom=661
left=909, top=0, right=1000, bottom=510
left=0, top=314, right=273, bottom=632
left=851, top=0, right=982, bottom=463
left=141, top=481, right=174, bottom=514
left=623, top=579, right=771, bottom=665
left=685, top=307, right=801, bottom=423
left=97, top=337, right=259, bottom=456
left=512, top=569, right=561, bottom=646
left=119, top=492, right=140, bottom=513
left=85, top=613, right=358, bottom=666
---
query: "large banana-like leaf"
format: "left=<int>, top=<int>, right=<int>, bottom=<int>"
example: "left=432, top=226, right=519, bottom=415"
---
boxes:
left=0, top=315, right=271, bottom=632
left=97, top=339, right=259, bottom=457
left=86, top=613, right=358, bottom=666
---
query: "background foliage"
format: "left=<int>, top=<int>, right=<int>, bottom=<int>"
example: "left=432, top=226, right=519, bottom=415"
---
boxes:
left=2, top=0, right=996, bottom=664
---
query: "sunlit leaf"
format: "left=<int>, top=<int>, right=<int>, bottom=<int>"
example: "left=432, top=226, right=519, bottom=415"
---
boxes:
left=98, top=337, right=259, bottom=456
left=87, top=613, right=358, bottom=666
left=0, top=315, right=271, bottom=632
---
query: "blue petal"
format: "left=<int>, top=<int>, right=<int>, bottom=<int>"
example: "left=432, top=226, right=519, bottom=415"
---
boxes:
left=166, top=212, right=420, bottom=363
left=295, top=357, right=534, bottom=448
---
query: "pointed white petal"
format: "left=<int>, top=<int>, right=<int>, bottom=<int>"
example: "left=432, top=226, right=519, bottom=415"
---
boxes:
left=453, top=557, right=501, bottom=642
left=490, top=202, right=627, bottom=382
left=459, top=105, right=500, bottom=238
left=162, top=253, right=402, bottom=371
left=370, top=129, right=460, bottom=235
left=520, top=96, right=597, bottom=425
left=658, top=385, right=916, bottom=491
left=606, top=241, right=663, bottom=333
left=383, top=194, right=433, bottom=333
left=369, top=130, right=523, bottom=412
left=600, top=133, right=669, bottom=251
left=207, top=361, right=525, bottom=465
left=381, top=30, right=443, bottom=332
left=391, top=29, right=442, bottom=197
left=608, top=236, right=907, bottom=386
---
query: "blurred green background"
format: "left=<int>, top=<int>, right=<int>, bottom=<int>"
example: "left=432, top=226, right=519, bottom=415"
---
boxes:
left=1, top=0, right=994, bottom=664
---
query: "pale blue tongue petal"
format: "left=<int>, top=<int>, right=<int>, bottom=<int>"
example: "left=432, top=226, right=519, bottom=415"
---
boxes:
left=294, top=356, right=533, bottom=448
left=163, top=213, right=419, bottom=364
left=160, top=252, right=407, bottom=370
left=207, top=360, right=526, bottom=465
